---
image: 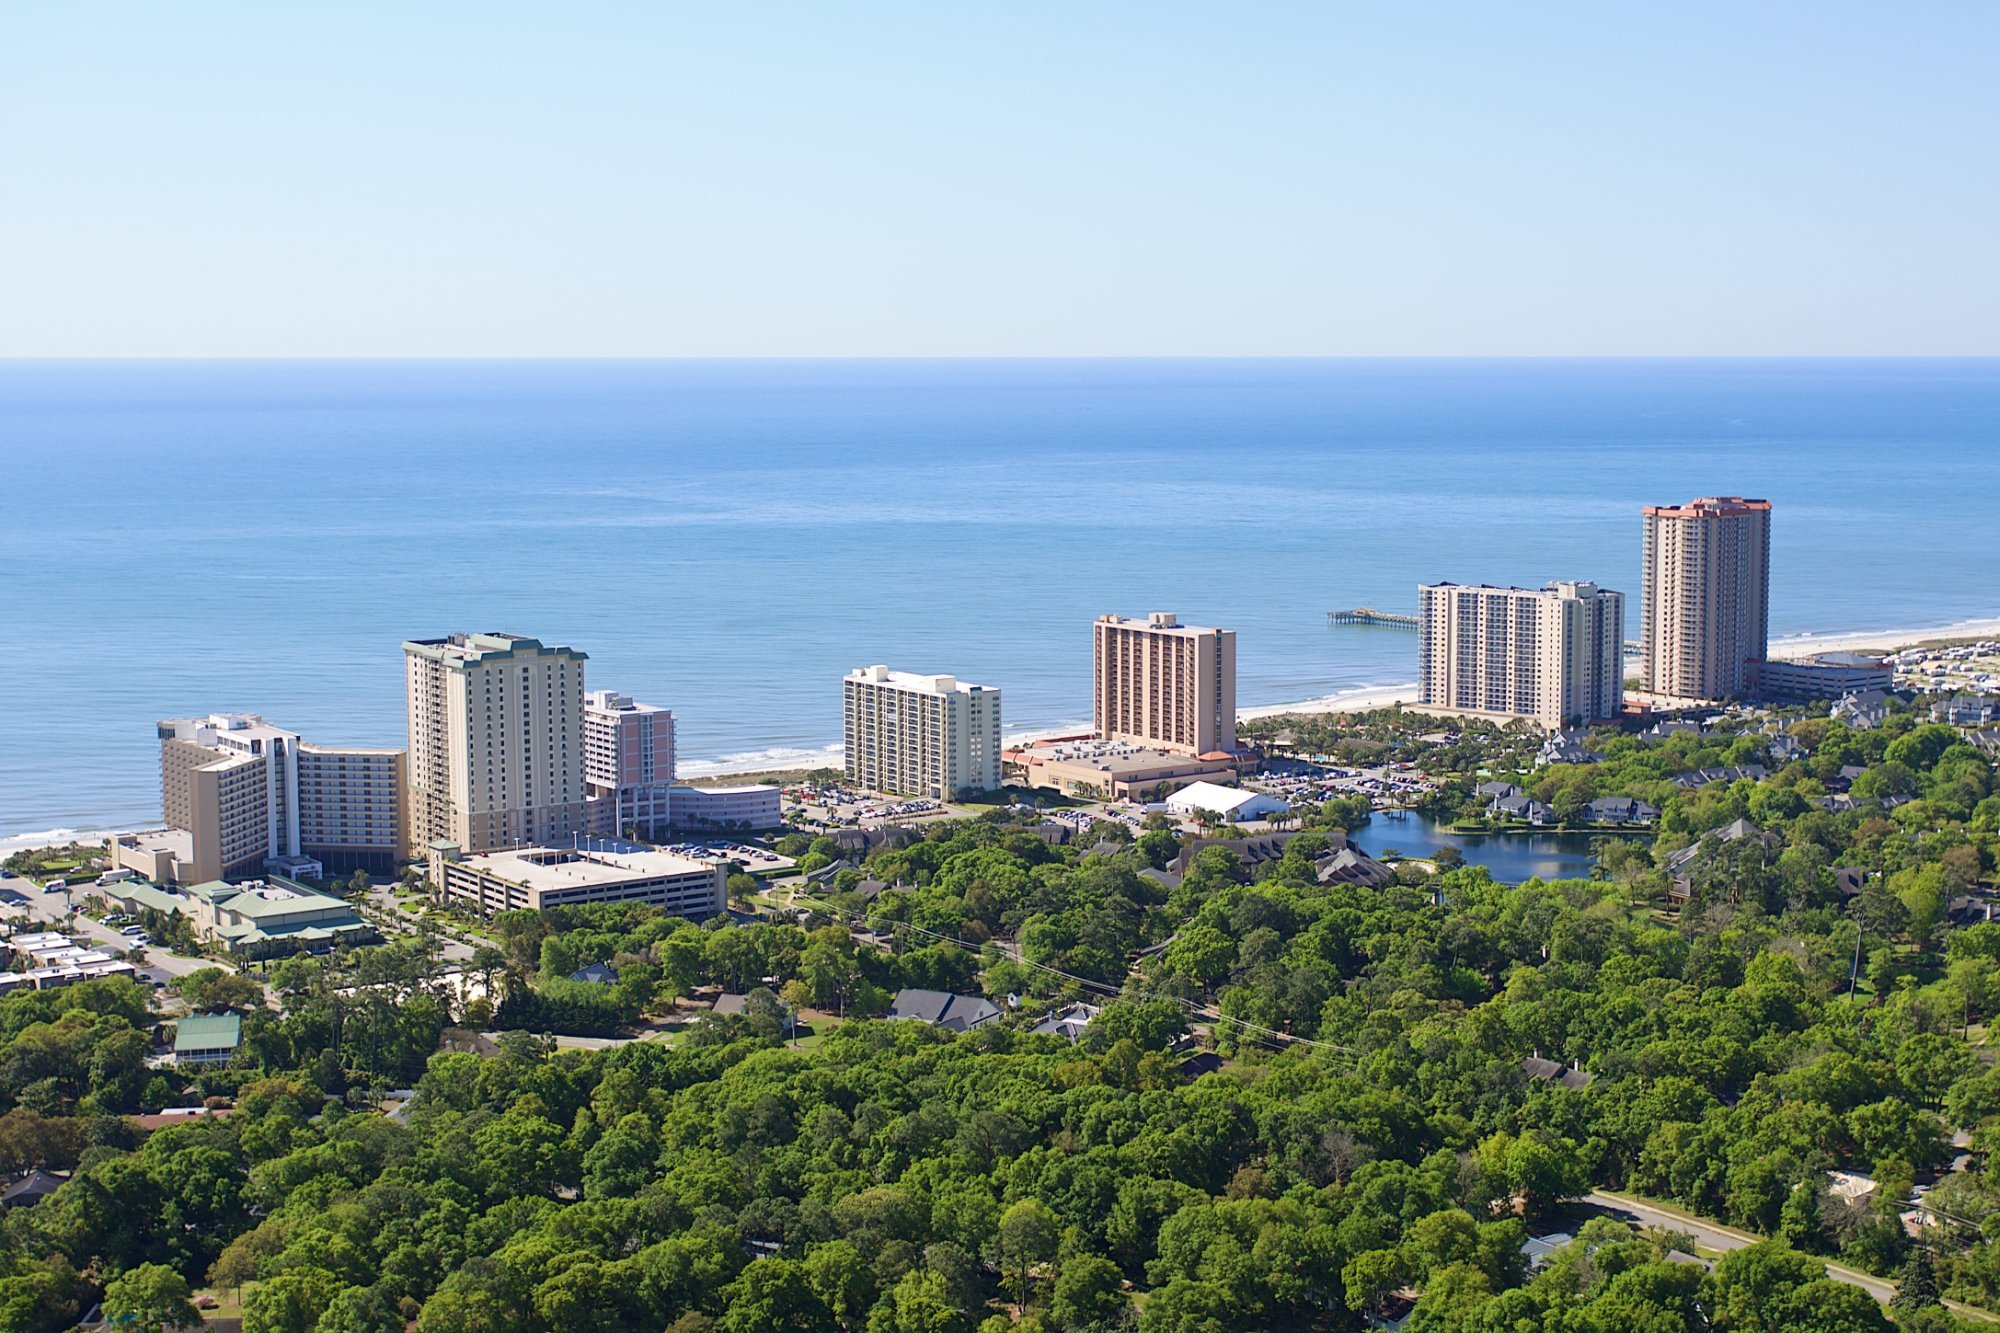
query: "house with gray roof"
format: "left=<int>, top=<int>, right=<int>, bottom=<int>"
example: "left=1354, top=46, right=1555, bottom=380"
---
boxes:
left=887, top=989, right=1001, bottom=1034
left=1029, top=1002, right=1101, bottom=1042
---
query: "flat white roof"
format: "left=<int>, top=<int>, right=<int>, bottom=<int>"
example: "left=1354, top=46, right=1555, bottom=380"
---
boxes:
left=455, top=844, right=716, bottom=890
left=846, top=665, right=997, bottom=695
left=1166, top=781, right=1285, bottom=814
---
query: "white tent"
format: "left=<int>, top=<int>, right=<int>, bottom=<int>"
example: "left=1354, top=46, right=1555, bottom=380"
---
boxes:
left=1164, top=781, right=1288, bottom=822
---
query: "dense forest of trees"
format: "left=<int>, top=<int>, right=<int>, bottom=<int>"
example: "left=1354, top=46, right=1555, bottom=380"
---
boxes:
left=1, top=702, right=1997, bottom=1330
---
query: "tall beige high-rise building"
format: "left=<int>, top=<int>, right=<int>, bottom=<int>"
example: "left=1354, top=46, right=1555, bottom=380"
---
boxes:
left=404, top=633, right=588, bottom=854
left=1641, top=497, right=1771, bottom=701
left=1417, top=582, right=1624, bottom=729
left=1092, top=613, right=1237, bottom=756
left=843, top=666, right=1001, bottom=798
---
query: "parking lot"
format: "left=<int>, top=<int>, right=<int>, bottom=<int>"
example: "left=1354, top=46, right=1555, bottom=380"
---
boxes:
left=0, top=874, right=233, bottom=982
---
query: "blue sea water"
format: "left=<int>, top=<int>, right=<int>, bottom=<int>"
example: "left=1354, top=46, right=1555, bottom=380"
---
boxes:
left=2, top=358, right=1997, bottom=839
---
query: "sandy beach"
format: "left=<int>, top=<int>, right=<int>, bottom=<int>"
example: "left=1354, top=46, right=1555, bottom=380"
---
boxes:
left=1764, top=617, right=2000, bottom=659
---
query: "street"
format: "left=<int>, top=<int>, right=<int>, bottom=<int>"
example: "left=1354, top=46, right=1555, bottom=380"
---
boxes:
left=3, top=883, right=231, bottom=982
left=1583, top=1188, right=1990, bottom=1315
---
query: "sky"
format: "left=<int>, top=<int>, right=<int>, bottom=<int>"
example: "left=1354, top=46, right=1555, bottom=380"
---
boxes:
left=1, top=3, right=1995, bottom=357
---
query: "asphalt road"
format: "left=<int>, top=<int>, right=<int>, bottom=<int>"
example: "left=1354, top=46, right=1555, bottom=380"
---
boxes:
left=1586, top=1189, right=1900, bottom=1303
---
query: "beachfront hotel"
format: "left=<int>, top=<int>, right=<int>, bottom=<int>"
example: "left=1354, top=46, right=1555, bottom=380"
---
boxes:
left=404, top=632, right=588, bottom=855
left=1416, top=582, right=1625, bottom=729
left=1092, top=613, right=1238, bottom=757
left=111, top=713, right=407, bottom=884
left=582, top=689, right=676, bottom=837
left=1641, top=496, right=1771, bottom=701
left=843, top=666, right=1002, bottom=799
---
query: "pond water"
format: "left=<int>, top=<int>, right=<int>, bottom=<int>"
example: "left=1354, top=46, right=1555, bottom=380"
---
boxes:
left=1349, top=810, right=1614, bottom=884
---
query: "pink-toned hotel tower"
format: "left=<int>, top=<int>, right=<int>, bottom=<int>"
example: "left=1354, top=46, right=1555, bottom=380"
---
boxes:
left=1640, top=496, right=1772, bottom=702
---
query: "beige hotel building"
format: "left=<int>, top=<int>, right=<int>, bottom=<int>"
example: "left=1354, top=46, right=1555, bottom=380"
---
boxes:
left=1641, top=496, right=1771, bottom=701
left=112, top=713, right=406, bottom=884
left=1092, top=613, right=1237, bottom=756
left=1417, top=581, right=1625, bottom=729
left=843, top=666, right=1002, bottom=799
left=404, top=632, right=588, bottom=854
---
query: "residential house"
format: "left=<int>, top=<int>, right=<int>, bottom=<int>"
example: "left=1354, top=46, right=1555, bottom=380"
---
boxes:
left=1832, top=690, right=1891, bottom=731
left=1029, top=1002, right=1102, bottom=1043
left=1315, top=847, right=1397, bottom=888
left=1582, top=796, right=1659, bottom=826
left=1535, top=731, right=1602, bottom=768
left=173, top=1013, right=243, bottom=1066
left=1938, top=695, right=2000, bottom=726
left=1522, top=1055, right=1593, bottom=1090
left=887, top=989, right=1001, bottom=1034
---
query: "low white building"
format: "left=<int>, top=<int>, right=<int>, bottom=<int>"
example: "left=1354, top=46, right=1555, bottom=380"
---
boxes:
left=667, top=784, right=782, bottom=829
left=1165, top=781, right=1289, bottom=823
left=427, top=838, right=726, bottom=918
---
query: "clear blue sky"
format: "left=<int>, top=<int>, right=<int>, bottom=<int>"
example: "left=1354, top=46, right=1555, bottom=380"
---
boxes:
left=2, top=3, right=1994, bottom=356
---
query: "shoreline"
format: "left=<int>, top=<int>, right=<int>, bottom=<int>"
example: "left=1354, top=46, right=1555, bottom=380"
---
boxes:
left=8, top=615, right=1995, bottom=854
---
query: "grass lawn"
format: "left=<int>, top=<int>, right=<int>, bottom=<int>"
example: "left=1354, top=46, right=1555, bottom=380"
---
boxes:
left=194, top=1281, right=256, bottom=1320
left=787, top=1014, right=847, bottom=1052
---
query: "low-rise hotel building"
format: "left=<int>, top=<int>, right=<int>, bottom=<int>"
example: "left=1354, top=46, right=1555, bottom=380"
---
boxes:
left=666, top=784, right=783, bottom=829
left=98, top=877, right=375, bottom=958
left=1006, top=738, right=1244, bottom=801
left=426, top=840, right=727, bottom=918
left=1417, top=581, right=1625, bottom=729
left=843, top=666, right=1002, bottom=798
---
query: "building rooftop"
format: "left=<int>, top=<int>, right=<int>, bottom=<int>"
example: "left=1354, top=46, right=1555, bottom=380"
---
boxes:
left=1096, top=611, right=1228, bottom=636
left=173, top=1013, right=243, bottom=1053
left=450, top=841, right=715, bottom=889
left=403, top=632, right=585, bottom=667
left=1166, top=781, right=1282, bottom=815
left=584, top=690, right=672, bottom=717
left=1642, top=496, right=1772, bottom=518
left=111, top=828, right=195, bottom=860
left=1019, top=739, right=1227, bottom=776
left=157, top=713, right=298, bottom=751
left=845, top=665, right=997, bottom=695
left=186, top=879, right=350, bottom=920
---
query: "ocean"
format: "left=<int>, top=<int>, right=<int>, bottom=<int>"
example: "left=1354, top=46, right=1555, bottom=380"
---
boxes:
left=3, top=358, right=1997, bottom=840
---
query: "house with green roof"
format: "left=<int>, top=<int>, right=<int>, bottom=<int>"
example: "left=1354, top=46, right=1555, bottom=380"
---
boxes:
left=173, top=1013, right=242, bottom=1065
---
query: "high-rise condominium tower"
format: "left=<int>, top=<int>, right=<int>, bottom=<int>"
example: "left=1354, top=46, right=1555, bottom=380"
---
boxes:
left=843, top=666, right=1002, bottom=799
left=1092, top=613, right=1237, bottom=756
left=1641, top=497, right=1771, bottom=701
left=404, top=633, right=587, bottom=854
left=1417, top=582, right=1625, bottom=729
left=582, top=690, right=677, bottom=837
